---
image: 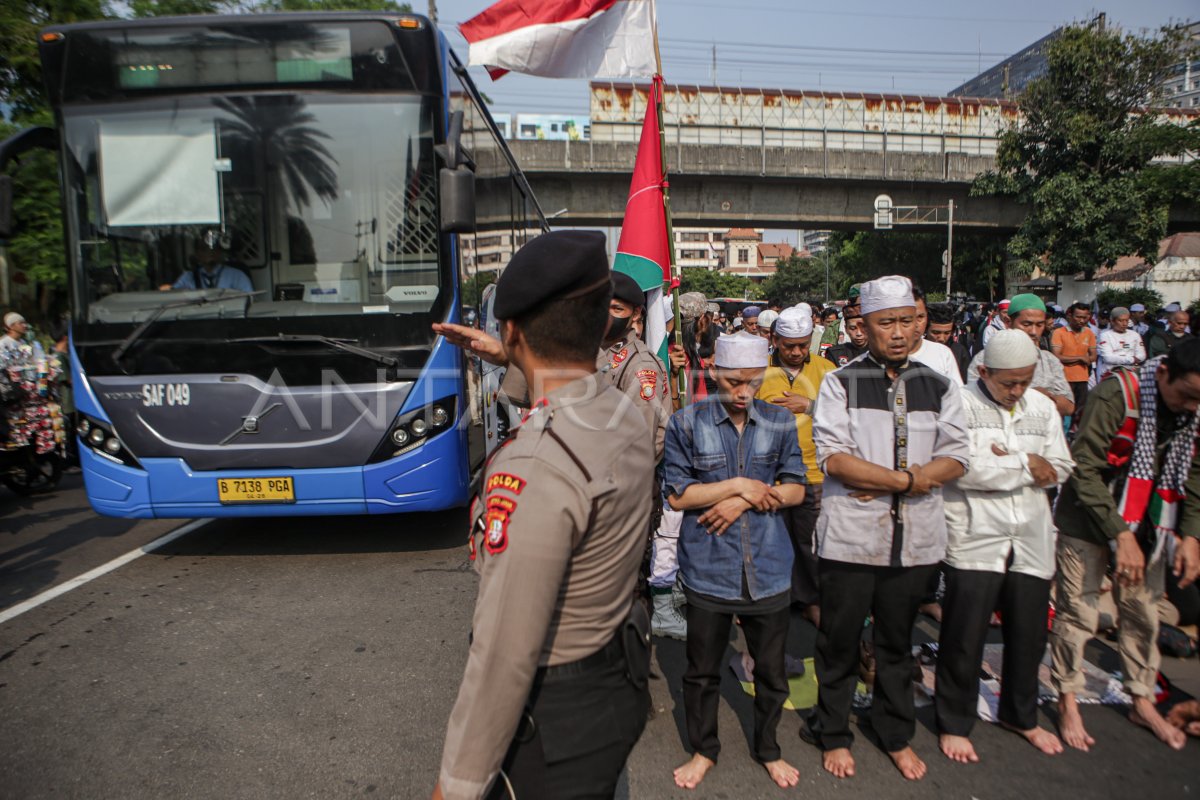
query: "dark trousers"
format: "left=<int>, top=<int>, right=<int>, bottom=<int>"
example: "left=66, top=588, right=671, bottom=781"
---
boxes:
left=683, top=603, right=791, bottom=763
left=784, top=485, right=822, bottom=607
left=935, top=566, right=1050, bottom=736
left=814, top=560, right=936, bottom=752
left=488, top=658, right=649, bottom=800
left=1069, top=381, right=1090, bottom=426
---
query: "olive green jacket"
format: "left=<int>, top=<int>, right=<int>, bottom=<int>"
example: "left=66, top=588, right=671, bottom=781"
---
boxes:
left=1055, top=375, right=1200, bottom=545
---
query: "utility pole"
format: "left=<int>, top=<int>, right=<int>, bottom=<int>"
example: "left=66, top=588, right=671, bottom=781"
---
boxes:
left=711, top=44, right=717, bottom=84
left=428, top=0, right=438, bottom=24
left=945, top=198, right=954, bottom=298
left=873, top=194, right=956, bottom=297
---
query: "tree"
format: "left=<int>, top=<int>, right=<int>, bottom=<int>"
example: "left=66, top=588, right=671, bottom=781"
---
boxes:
left=462, top=270, right=498, bottom=309
left=973, top=22, right=1200, bottom=278
left=1096, top=287, right=1163, bottom=313
left=677, top=269, right=761, bottom=301
left=825, top=230, right=1007, bottom=300
left=759, top=254, right=838, bottom=306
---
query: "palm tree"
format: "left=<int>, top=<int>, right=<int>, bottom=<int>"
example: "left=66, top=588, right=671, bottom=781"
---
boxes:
left=214, top=96, right=338, bottom=213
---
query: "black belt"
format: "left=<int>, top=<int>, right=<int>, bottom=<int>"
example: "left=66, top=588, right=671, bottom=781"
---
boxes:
left=537, top=634, right=624, bottom=682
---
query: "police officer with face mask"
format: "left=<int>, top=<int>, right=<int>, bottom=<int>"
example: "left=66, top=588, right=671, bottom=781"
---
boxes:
left=600, top=272, right=671, bottom=461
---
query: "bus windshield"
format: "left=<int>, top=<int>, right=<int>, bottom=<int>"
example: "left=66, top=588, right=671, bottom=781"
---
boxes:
left=62, top=92, right=445, bottom=336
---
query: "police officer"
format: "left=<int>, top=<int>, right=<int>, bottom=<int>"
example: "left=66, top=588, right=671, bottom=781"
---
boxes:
left=602, top=272, right=671, bottom=460
left=431, top=231, right=655, bottom=800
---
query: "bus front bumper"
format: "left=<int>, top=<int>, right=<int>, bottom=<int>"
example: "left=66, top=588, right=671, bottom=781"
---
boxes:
left=78, top=429, right=470, bottom=519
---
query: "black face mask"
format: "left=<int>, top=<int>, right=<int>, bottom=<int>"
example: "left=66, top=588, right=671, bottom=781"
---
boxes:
left=607, top=314, right=632, bottom=341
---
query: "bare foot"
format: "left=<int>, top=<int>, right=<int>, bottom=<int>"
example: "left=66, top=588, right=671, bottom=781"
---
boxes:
left=763, top=758, right=800, bottom=788
left=939, top=733, right=979, bottom=764
left=673, top=753, right=715, bottom=789
left=888, top=747, right=927, bottom=781
left=1130, top=698, right=1188, bottom=751
left=1003, top=724, right=1064, bottom=755
left=1057, top=696, right=1095, bottom=752
left=822, top=747, right=855, bottom=779
left=918, top=602, right=942, bottom=623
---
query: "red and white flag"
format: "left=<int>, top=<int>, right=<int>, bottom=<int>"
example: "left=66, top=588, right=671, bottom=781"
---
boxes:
left=459, top=0, right=658, bottom=80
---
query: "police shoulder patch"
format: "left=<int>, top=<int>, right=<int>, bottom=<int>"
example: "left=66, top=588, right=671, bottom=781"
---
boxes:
left=486, top=472, right=526, bottom=496
left=484, top=500, right=512, bottom=555
left=636, top=368, right=657, bottom=401
left=610, top=347, right=630, bottom=369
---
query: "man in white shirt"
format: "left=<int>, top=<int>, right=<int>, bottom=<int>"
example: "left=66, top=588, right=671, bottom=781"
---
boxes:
left=1096, top=306, right=1146, bottom=380
left=936, top=330, right=1074, bottom=765
left=910, top=288, right=965, bottom=386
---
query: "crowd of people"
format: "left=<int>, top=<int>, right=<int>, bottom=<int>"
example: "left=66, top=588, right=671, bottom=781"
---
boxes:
left=429, top=230, right=1200, bottom=800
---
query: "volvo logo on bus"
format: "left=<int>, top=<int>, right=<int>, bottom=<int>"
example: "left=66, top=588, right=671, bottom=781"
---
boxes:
left=241, top=416, right=259, bottom=434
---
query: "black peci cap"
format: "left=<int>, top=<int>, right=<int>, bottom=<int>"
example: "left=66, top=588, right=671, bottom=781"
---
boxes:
left=493, top=230, right=610, bottom=320
left=611, top=271, right=645, bottom=308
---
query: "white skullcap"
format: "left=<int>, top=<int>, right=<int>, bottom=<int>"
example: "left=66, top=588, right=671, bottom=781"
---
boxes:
left=757, top=309, right=779, bottom=331
left=732, top=317, right=743, bottom=329
left=1165, top=302, right=1182, bottom=312
left=983, top=329, right=1038, bottom=370
left=860, top=275, right=915, bottom=316
left=714, top=332, right=769, bottom=369
left=1130, top=303, right=1145, bottom=312
left=774, top=306, right=813, bottom=339
left=3, top=312, right=25, bottom=327
left=792, top=302, right=813, bottom=315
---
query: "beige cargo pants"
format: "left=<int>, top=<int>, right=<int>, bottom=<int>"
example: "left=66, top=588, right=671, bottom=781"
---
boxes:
left=1050, top=536, right=1163, bottom=699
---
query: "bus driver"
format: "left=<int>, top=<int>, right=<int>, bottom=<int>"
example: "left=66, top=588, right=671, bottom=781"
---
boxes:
left=160, top=230, right=254, bottom=293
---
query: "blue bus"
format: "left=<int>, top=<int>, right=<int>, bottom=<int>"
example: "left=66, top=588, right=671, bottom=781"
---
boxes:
left=0, top=13, right=546, bottom=517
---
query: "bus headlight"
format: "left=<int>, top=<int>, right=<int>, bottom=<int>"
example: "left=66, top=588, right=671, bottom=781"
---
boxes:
left=431, top=406, right=450, bottom=428
left=369, top=397, right=458, bottom=463
left=76, top=414, right=140, bottom=468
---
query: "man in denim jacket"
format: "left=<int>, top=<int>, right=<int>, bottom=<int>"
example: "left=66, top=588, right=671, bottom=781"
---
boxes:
left=664, top=331, right=808, bottom=791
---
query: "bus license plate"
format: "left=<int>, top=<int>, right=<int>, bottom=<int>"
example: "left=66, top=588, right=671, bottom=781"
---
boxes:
left=217, top=477, right=295, bottom=504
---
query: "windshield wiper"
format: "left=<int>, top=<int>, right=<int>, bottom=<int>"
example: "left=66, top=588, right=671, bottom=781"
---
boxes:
left=112, top=290, right=261, bottom=365
left=229, top=334, right=400, bottom=368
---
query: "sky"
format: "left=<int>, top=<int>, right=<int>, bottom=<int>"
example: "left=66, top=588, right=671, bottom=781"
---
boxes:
left=430, top=0, right=1196, bottom=118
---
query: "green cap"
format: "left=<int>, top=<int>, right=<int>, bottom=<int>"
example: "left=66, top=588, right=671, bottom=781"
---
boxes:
left=1007, top=293, right=1046, bottom=316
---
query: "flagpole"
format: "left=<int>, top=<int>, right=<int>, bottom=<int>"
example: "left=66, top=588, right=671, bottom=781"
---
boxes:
left=651, top=4, right=688, bottom=405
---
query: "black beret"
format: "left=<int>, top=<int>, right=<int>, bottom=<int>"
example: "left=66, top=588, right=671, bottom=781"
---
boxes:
left=611, top=271, right=645, bottom=308
left=493, top=230, right=610, bottom=319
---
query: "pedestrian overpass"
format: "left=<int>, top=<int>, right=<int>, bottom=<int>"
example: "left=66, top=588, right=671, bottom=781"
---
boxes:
left=462, top=82, right=1199, bottom=232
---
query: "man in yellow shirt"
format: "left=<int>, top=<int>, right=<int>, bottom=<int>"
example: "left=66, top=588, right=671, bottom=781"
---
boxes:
left=757, top=305, right=836, bottom=626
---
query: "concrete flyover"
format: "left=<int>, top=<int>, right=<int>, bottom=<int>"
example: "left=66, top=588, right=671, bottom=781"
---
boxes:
left=501, top=139, right=1023, bottom=231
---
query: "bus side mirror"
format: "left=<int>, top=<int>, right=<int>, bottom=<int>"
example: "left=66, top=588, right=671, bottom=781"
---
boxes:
left=437, top=110, right=475, bottom=233
left=0, top=175, right=12, bottom=239
left=440, top=167, right=476, bottom=233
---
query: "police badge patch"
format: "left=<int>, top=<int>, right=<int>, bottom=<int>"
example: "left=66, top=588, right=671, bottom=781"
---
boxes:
left=636, top=369, right=657, bottom=400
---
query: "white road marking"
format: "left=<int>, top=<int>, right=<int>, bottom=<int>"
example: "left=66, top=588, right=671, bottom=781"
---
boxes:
left=0, top=518, right=213, bottom=626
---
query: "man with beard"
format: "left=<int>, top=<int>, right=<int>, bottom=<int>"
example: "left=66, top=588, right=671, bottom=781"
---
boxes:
left=806, top=275, right=970, bottom=782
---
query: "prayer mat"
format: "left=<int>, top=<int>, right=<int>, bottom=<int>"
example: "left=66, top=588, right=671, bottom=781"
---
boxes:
left=728, top=652, right=869, bottom=711
left=914, top=643, right=1131, bottom=723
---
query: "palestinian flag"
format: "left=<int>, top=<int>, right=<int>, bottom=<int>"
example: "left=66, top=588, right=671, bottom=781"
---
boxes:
left=613, top=76, right=672, bottom=365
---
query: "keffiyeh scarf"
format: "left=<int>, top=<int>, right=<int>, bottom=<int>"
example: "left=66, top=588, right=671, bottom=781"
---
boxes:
left=1118, top=356, right=1200, bottom=562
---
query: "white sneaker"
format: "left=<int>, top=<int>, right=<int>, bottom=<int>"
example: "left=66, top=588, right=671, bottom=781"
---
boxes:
left=651, top=591, right=687, bottom=640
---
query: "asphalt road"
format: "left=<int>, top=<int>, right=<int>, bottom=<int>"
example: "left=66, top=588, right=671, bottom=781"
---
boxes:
left=1, top=481, right=1197, bottom=799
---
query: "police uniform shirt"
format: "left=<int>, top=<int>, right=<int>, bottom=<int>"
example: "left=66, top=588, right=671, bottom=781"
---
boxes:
left=438, top=372, right=655, bottom=800
left=597, top=336, right=671, bottom=460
